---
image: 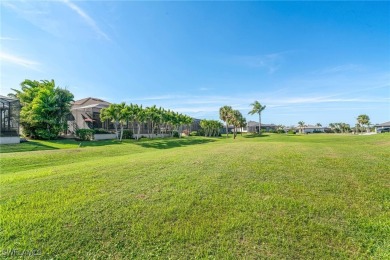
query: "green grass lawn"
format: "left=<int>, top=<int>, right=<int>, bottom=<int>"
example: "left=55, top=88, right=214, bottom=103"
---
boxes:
left=1, top=134, right=389, bottom=258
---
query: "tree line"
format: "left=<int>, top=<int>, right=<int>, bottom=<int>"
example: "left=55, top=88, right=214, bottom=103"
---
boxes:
left=10, top=79, right=374, bottom=140
left=100, top=103, right=193, bottom=141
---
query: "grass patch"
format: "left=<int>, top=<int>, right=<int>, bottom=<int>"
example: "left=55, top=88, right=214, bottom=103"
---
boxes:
left=1, top=134, right=389, bottom=258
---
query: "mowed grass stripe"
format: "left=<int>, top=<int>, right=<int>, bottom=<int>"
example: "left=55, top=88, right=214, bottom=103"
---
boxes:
left=1, top=134, right=389, bottom=258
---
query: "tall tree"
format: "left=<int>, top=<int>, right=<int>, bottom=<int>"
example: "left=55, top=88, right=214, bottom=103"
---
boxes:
left=219, top=105, right=233, bottom=138
left=248, top=101, right=266, bottom=135
left=298, top=121, right=305, bottom=134
left=230, top=110, right=244, bottom=139
left=100, top=103, right=124, bottom=140
left=357, top=114, right=370, bottom=133
left=200, top=119, right=222, bottom=137
left=12, top=79, right=74, bottom=139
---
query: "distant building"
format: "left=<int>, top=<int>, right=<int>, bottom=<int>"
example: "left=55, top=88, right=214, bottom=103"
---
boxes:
left=374, top=121, right=390, bottom=133
left=219, top=121, right=277, bottom=134
left=67, top=97, right=111, bottom=134
left=247, top=121, right=277, bottom=133
left=191, top=118, right=202, bottom=132
left=296, top=125, right=325, bottom=134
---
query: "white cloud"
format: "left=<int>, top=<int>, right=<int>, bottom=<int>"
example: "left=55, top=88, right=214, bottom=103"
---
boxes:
left=2, top=0, right=109, bottom=40
left=0, top=37, right=19, bottom=41
left=233, top=51, right=288, bottom=74
left=61, top=0, right=110, bottom=40
left=0, top=52, right=40, bottom=70
left=318, top=64, right=364, bottom=74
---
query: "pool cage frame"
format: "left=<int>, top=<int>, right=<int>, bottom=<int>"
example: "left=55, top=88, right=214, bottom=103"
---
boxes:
left=0, top=95, right=20, bottom=137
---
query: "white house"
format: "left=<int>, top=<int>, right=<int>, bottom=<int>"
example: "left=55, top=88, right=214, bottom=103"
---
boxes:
left=297, top=125, right=325, bottom=134
left=374, top=121, right=390, bottom=133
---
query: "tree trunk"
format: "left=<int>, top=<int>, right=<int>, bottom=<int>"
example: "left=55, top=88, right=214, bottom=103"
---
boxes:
left=120, top=124, right=123, bottom=141
left=114, top=122, right=119, bottom=139
left=225, top=123, right=228, bottom=138
left=258, top=113, right=262, bottom=135
left=137, top=123, right=141, bottom=140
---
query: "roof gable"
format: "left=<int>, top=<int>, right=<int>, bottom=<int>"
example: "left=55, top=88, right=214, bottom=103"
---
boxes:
left=73, top=97, right=110, bottom=106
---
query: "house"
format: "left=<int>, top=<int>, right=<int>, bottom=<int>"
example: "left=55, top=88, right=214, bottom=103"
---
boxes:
left=297, top=125, right=325, bottom=134
left=67, top=97, right=111, bottom=134
left=219, top=121, right=277, bottom=134
left=374, top=121, right=390, bottom=133
left=247, top=121, right=277, bottom=133
left=0, top=95, right=20, bottom=144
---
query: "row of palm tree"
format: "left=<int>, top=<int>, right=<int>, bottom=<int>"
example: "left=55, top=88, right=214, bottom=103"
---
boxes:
left=199, top=120, right=223, bottom=137
left=297, top=114, right=370, bottom=134
left=329, top=122, right=351, bottom=133
left=219, top=105, right=247, bottom=139
left=100, top=103, right=193, bottom=141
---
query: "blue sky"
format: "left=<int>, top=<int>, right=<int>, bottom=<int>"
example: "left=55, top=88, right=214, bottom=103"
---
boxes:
left=1, top=1, right=389, bottom=126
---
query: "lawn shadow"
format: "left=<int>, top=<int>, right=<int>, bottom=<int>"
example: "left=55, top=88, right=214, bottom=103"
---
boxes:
left=0, top=140, right=59, bottom=153
left=78, top=139, right=124, bottom=147
left=243, top=134, right=270, bottom=138
left=133, top=137, right=216, bottom=149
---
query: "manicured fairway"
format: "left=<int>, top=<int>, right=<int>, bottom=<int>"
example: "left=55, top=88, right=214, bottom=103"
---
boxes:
left=1, top=134, right=389, bottom=258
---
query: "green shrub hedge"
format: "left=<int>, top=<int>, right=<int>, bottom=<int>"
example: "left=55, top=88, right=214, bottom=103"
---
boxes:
left=75, top=129, right=94, bottom=141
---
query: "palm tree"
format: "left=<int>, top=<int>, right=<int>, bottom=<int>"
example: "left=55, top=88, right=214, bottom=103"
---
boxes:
left=100, top=104, right=122, bottom=139
left=298, top=121, right=305, bottom=134
left=357, top=114, right=370, bottom=133
left=230, top=110, right=244, bottom=139
left=135, top=105, right=146, bottom=140
left=219, top=106, right=233, bottom=138
left=248, top=101, right=266, bottom=134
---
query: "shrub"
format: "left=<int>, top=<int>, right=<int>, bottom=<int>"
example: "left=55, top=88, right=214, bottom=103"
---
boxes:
left=122, top=130, right=133, bottom=139
left=197, top=129, right=205, bottom=136
left=94, top=128, right=110, bottom=134
left=288, top=130, right=296, bottom=134
left=277, top=129, right=286, bottom=134
left=190, top=131, right=198, bottom=136
left=75, top=129, right=94, bottom=141
left=34, top=129, right=59, bottom=140
left=172, top=131, right=180, bottom=138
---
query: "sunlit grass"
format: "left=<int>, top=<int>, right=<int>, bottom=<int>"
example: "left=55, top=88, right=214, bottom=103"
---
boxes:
left=1, top=134, right=389, bottom=258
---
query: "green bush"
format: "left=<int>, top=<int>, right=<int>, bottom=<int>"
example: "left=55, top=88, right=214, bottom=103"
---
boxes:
left=122, top=130, right=133, bottom=139
left=288, top=130, right=296, bottom=135
left=197, top=129, right=205, bottom=136
left=190, top=131, right=198, bottom=136
left=172, top=131, right=180, bottom=138
left=75, top=129, right=94, bottom=141
left=34, top=129, right=59, bottom=140
left=94, top=128, right=110, bottom=134
left=277, top=129, right=286, bottom=134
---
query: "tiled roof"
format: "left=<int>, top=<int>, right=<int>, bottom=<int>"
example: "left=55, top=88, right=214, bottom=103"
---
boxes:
left=375, top=121, right=390, bottom=127
left=73, top=97, right=110, bottom=105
